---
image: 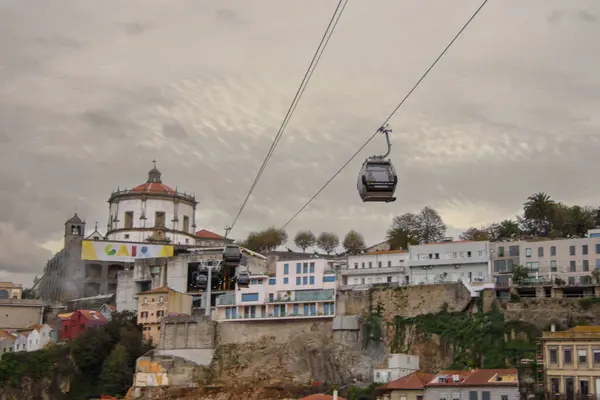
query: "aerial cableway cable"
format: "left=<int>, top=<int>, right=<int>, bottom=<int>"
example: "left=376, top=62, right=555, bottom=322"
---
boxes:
left=280, top=0, right=491, bottom=230
left=226, top=0, right=349, bottom=237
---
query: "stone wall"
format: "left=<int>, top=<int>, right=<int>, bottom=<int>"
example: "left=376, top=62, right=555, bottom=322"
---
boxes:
left=0, top=300, right=45, bottom=330
left=497, top=297, right=600, bottom=328
left=159, top=315, right=216, bottom=350
left=217, top=318, right=334, bottom=345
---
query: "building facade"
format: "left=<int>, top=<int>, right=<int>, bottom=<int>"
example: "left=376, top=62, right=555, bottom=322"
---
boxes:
left=408, top=240, right=491, bottom=285
left=541, top=325, right=600, bottom=397
left=374, top=353, right=420, bottom=384
left=0, top=282, right=22, bottom=299
left=106, top=163, right=198, bottom=245
left=491, top=229, right=600, bottom=287
left=58, top=309, right=108, bottom=341
left=343, top=250, right=409, bottom=286
left=0, top=299, right=45, bottom=330
left=194, top=229, right=233, bottom=247
left=214, top=258, right=337, bottom=321
left=377, top=371, right=433, bottom=400
left=0, top=330, right=15, bottom=358
left=25, top=324, right=53, bottom=352
left=137, top=286, right=193, bottom=344
left=424, top=369, right=519, bottom=400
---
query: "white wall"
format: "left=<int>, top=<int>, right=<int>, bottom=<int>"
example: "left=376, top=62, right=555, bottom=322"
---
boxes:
left=373, top=353, right=420, bottom=383
left=273, top=259, right=337, bottom=291
left=107, top=197, right=196, bottom=245
left=116, top=270, right=137, bottom=312
left=343, top=251, right=409, bottom=286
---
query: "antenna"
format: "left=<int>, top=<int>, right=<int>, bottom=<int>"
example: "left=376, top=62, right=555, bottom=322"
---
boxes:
left=224, top=226, right=232, bottom=238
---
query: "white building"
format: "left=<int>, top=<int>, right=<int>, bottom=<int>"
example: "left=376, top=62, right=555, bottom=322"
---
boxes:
left=342, top=250, right=409, bottom=286
left=214, top=258, right=337, bottom=321
left=13, top=333, right=27, bottom=352
left=106, top=163, right=198, bottom=245
left=373, top=353, right=420, bottom=384
left=408, top=240, right=492, bottom=284
left=25, top=324, right=53, bottom=352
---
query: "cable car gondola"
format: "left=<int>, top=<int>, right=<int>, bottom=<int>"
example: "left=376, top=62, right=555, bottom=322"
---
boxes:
left=236, top=271, right=250, bottom=289
left=357, top=125, right=398, bottom=203
left=223, top=244, right=243, bottom=267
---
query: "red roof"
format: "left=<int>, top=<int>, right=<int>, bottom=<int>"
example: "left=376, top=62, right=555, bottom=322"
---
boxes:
left=384, top=371, right=434, bottom=390
left=426, top=369, right=519, bottom=387
left=131, top=182, right=175, bottom=195
left=78, top=310, right=108, bottom=323
left=298, top=395, right=345, bottom=400
left=195, top=229, right=226, bottom=240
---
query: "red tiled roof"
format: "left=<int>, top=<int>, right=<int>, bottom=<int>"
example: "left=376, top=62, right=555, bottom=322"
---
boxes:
left=461, top=368, right=519, bottom=386
left=99, top=304, right=117, bottom=312
left=426, top=371, right=471, bottom=387
left=195, top=229, right=226, bottom=240
left=78, top=310, right=108, bottom=322
left=131, top=182, right=175, bottom=195
left=0, top=329, right=14, bottom=339
left=384, top=371, right=434, bottom=390
left=298, top=395, right=346, bottom=400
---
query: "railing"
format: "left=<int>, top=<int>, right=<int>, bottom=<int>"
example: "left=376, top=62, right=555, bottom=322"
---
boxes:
left=221, top=311, right=335, bottom=320
left=215, top=293, right=235, bottom=306
left=110, top=188, right=196, bottom=202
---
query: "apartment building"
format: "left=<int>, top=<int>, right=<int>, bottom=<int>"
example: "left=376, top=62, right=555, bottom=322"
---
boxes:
left=374, top=353, right=420, bottom=384
left=408, top=240, right=491, bottom=284
left=491, top=229, right=600, bottom=287
left=424, top=369, right=519, bottom=400
left=137, top=286, right=193, bottom=343
left=541, top=325, right=600, bottom=397
left=342, top=250, right=409, bottom=286
left=214, top=258, right=337, bottom=321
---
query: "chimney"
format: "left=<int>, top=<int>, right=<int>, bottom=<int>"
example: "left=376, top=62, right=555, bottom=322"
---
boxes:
left=333, top=390, right=338, bottom=400
left=551, top=323, right=556, bottom=333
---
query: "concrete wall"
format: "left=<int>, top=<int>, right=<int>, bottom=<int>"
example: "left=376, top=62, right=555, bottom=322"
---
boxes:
left=134, top=352, right=203, bottom=388
left=116, top=269, right=135, bottom=312
left=0, top=300, right=44, bottom=329
left=159, top=315, right=216, bottom=350
left=216, top=318, right=333, bottom=345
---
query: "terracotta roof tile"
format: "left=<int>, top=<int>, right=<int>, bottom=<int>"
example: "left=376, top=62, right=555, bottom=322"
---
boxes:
left=0, top=329, right=13, bottom=339
left=426, top=371, right=472, bottom=387
left=461, top=368, right=519, bottom=386
left=195, top=229, right=226, bottom=240
left=298, top=395, right=346, bottom=400
left=384, top=371, right=434, bottom=390
left=58, top=312, right=74, bottom=319
left=78, top=310, right=108, bottom=322
left=131, top=182, right=176, bottom=195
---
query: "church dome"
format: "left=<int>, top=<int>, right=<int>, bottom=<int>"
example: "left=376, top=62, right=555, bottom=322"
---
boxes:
left=130, top=164, right=176, bottom=195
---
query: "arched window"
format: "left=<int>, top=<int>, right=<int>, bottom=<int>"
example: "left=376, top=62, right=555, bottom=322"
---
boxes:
left=0, top=290, right=8, bottom=299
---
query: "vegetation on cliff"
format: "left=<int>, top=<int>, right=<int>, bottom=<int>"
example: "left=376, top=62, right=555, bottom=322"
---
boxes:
left=367, top=301, right=539, bottom=370
left=0, top=311, right=152, bottom=399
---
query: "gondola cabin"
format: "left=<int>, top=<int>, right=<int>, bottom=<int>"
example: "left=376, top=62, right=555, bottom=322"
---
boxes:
left=357, top=159, right=398, bottom=202
left=237, top=271, right=250, bottom=289
left=223, top=244, right=243, bottom=267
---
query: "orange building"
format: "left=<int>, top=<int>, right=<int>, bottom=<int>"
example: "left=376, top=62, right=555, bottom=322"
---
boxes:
left=137, top=286, right=193, bottom=344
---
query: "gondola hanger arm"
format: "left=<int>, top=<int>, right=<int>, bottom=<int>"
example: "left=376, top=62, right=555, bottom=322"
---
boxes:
left=373, top=124, right=392, bottom=159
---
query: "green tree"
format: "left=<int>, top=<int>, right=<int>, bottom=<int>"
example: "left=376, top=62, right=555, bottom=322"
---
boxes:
left=459, top=227, right=491, bottom=241
left=493, top=219, right=521, bottom=240
left=419, top=206, right=447, bottom=243
left=512, top=265, right=529, bottom=285
left=342, top=230, right=366, bottom=255
left=99, top=344, right=132, bottom=396
left=387, top=207, right=446, bottom=246
left=317, top=232, right=339, bottom=254
left=566, top=205, right=596, bottom=237
left=386, top=227, right=419, bottom=250
left=592, top=269, right=600, bottom=284
left=239, top=227, right=288, bottom=252
left=294, top=230, right=316, bottom=253
left=523, top=192, right=555, bottom=236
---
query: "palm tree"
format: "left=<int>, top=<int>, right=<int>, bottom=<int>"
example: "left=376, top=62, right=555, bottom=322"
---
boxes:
left=523, top=192, right=555, bottom=236
left=495, top=220, right=521, bottom=240
left=567, top=206, right=596, bottom=237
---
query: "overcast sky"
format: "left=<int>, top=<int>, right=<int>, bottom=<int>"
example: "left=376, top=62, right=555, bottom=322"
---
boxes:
left=0, top=0, right=599, bottom=286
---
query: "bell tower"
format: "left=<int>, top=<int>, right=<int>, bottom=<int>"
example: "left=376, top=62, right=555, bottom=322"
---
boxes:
left=64, top=213, right=86, bottom=247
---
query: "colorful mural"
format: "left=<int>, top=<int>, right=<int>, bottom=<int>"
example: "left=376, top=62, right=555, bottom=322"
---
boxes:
left=81, top=240, right=174, bottom=262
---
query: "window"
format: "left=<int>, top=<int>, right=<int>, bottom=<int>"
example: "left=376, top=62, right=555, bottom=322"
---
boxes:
left=498, top=246, right=504, bottom=257
left=183, top=216, right=189, bottom=232
left=526, top=261, right=539, bottom=271
left=323, top=275, right=336, bottom=282
left=467, top=251, right=471, bottom=257
left=578, top=348, right=588, bottom=364
left=155, top=211, right=165, bottom=228
left=303, top=277, right=308, bottom=285
left=501, top=396, right=508, bottom=400
left=570, top=261, right=576, bottom=272
left=526, top=248, right=532, bottom=257
left=509, top=245, right=519, bottom=256
left=593, top=349, right=600, bottom=364
left=550, top=377, right=559, bottom=394
left=284, top=264, right=289, bottom=274
left=159, top=296, right=164, bottom=302
left=387, top=276, right=392, bottom=283
left=549, top=347, right=558, bottom=364
left=596, top=243, right=600, bottom=254
left=452, top=393, right=460, bottom=400
left=482, top=391, right=490, bottom=400
left=269, top=278, right=276, bottom=285
left=469, top=391, right=477, bottom=400
left=143, top=297, right=148, bottom=304
left=283, top=278, right=288, bottom=284
left=439, top=394, right=447, bottom=400
left=570, top=245, right=576, bottom=256
left=361, top=262, right=365, bottom=268
left=296, top=277, right=301, bottom=285
left=157, top=310, right=164, bottom=317
left=141, top=312, right=148, bottom=318
left=583, top=260, right=590, bottom=271
left=309, top=276, right=315, bottom=285
left=551, top=260, right=557, bottom=272
left=583, top=244, right=589, bottom=255
left=538, top=247, right=544, bottom=257
left=387, top=260, right=391, bottom=267
left=353, top=263, right=358, bottom=269
left=303, top=263, right=308, bottom=273
left=368, top=261, right=373, bottom=268
left=268, top=293, right=274, bottom=302
left=124, top=234, right=130, bottom=239
left=564, top=347, right=572, bottom=364
left=551, top=246, right=557, bottom=256
left=124, top=211, right=134, bottom=229
left=309, top=262, right=315, bottom=273
left=241, top=293, right=259, bottom=302
left=378, top=261, right=382, bottom=268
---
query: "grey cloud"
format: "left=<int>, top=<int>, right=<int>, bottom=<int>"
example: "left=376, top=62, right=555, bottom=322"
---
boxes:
left=0, top=223, right=52, bottom=275
left=216, top=9, right=242, bottom=24
left=117, top=21, right=153, bottom=35
left=0, top=0, right=599, bottom=283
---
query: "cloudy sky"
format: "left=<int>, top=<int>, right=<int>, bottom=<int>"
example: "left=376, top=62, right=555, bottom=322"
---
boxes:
left=1, top=0, right=599, bottom=286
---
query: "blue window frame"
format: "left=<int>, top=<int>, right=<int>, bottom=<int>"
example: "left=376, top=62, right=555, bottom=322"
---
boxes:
left=225, top=308, right=231, bottom=319
left=241, top=293, right=259, bottom=302
left=309, top=276, right=315, bottom=285
left=303, top=263, right=308, bottom=274
left=309, top=262, right=315, bottom=273
left=296, top=277, right=301, bottom=285
left=304, top=304, right=309, bottom=315
left=331, top=303, right=335, bottom=315
left=232, top=308, right=237, bottom=318
left=303, top=277, right=308, bottom=285
left=310, top=303, right=316, bottom=316
left=284, top=264, right=289, bottom=274
left=269, top=293, right=274, bottom=302
left=250, top=279, right=257, bottom=285
left=293, top=304, right=299, bottom=315
left=284, top=277, right=289, bottom=284
left=269, top=278, right=276, bottom=285
left=280, top=304, right=286, bottom=316
left=296, top=263, right=301, bottom=273
left=323, top=275, right=336, bottom=282
left=274, top=306, right=279, bottom=317
left=324, top=303, right=330, bottom=315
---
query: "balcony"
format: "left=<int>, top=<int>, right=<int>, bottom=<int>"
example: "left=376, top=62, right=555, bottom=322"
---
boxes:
left=341, top=266, right=406, bottom=276
left=216, top=293, right=236, bottom=306
left=219, top=312, right=335, bottom=322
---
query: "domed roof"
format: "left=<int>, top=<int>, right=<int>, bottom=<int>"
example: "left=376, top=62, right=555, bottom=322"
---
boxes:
left=131, top=162, right=176, bottom=195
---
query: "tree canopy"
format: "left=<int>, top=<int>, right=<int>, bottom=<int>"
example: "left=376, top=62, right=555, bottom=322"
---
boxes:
left=387, top=206, right=447, bottom=249
left=317, top=232, right=339, bottom=254
left=294, top=230, right=316, bottom=253
left=239, top=227, right=288, bottom=252
left=342, top=230, right=366, bottom=255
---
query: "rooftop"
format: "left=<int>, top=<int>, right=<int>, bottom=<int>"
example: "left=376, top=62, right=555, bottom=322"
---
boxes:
left=195, top=229, right=226, bottom=240
left=426, top=369, right=519, bottom=387
left=68, top=293, right=114, bottom=302
left=382, top=371, right=434, bottom=390
left=542, top=325, right=600, bottom=339
left=139, top=285, right=181, bottom=295
left=0, top=282, right=23, bottom=288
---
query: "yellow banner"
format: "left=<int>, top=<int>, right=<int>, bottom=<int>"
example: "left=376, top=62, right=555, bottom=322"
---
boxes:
left=81, top=240, right=174, bottom=262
